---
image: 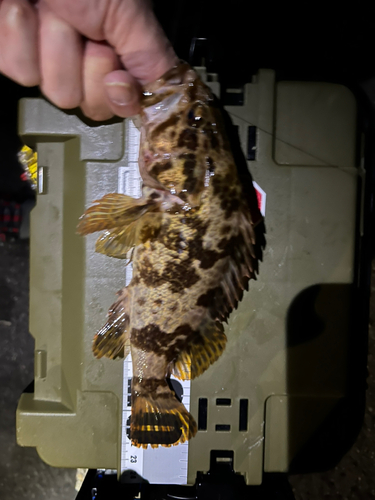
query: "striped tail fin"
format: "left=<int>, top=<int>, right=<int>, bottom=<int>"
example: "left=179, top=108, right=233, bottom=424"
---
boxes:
left=130, top=379, right=197, bottom=448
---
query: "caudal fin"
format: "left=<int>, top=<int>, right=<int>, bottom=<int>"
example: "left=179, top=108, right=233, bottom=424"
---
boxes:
left=130, top=385, right=197, bottom=448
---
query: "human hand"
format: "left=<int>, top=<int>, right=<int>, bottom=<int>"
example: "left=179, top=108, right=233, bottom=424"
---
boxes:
left=0, top=0, right=178, bottom=120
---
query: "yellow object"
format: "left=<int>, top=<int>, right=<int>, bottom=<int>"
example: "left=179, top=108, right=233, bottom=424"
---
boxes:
left=18, top=145, right=37, bottom=188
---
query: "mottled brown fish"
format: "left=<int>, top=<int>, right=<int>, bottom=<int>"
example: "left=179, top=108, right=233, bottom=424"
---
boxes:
left=77, top=61, right=264, bottom=448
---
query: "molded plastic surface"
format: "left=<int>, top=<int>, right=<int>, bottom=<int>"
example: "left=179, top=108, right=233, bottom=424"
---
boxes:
left=17, top=70, right=359, bottom=485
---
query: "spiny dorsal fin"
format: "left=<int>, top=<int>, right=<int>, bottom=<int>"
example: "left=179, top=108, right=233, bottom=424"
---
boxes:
left=203, top=205, right=265, bottom=324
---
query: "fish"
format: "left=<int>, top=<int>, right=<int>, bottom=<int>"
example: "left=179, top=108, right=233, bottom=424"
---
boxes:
left=77, top=61, right=265, bottom=449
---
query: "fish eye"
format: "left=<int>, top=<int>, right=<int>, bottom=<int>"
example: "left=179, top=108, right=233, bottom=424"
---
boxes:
left=187, top=105, right=205, bottom=128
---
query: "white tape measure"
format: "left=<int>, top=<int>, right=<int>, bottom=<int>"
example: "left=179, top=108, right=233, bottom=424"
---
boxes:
left=118, top=120, right=191, bottom=485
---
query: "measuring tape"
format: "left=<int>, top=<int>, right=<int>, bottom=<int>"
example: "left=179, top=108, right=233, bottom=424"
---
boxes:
left=118, top=120, right=191, bottom=485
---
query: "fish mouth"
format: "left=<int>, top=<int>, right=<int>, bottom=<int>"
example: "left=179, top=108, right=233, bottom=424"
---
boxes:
left=142, top=92, right=184, bottom=125
left=141, top=60, right=196, bottom=108
left=143, top=61, right=193, bottom=93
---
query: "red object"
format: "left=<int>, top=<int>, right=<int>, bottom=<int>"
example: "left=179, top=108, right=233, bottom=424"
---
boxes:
left=0, top=200, right=22, bottom=239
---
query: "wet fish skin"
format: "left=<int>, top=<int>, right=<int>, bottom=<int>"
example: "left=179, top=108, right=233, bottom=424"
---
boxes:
left=77, top=61, right=264, bottom=448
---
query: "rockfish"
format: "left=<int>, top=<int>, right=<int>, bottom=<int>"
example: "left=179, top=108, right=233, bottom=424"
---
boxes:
left=77, top=62, right=264, bottom=448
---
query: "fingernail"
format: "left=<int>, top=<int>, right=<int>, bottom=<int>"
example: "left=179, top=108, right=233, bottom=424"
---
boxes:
left=105, top=82, right=134, bottom=105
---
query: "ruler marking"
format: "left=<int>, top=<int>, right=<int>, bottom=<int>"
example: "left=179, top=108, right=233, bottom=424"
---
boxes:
left=119, top=120, right=191, bottom=484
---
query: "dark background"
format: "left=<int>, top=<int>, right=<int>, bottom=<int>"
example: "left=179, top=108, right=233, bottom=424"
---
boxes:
left=1, top=1, right=375, bottom=498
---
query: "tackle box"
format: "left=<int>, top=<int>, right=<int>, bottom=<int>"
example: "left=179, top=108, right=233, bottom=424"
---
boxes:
left=16, top=68, right=370, bottom=487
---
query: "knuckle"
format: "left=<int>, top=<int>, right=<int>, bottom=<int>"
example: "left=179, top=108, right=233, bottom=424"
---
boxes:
left=17, top=73, right=40, bottom=87
left=0, top=65, right=39, bottom=87
left=81, top=105, right=114, bottom=122
left=6, top=1, right=32, bottom=27
left=43, top=90, right=81, bottom=110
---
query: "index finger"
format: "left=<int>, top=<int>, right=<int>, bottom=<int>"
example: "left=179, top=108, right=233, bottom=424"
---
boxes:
left=44, top=0, right=178, bottom=84
left=0, top=0, right=40, bottom=86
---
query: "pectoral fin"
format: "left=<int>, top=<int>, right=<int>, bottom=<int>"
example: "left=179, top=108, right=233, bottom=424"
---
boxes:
left=95, top=212, right=163, bottom=258
left=76, top=193, right=156, bottom=235
left=77, top=192, right=163, bottom=258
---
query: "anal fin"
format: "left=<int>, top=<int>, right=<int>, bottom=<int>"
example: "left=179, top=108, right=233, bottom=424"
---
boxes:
left=93, top=288, right=130, bottom=359
left=172, top=319, right=227, bottom=381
